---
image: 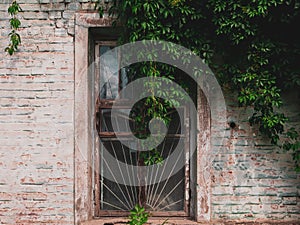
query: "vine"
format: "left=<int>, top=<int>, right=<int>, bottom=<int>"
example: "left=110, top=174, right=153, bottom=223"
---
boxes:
left=209, top=0, right=300, bottom=171
left=103, top=0, right=300, bottom=171
left=1, top=0, right=298, bottom=222
left=5, top=0, right=22, bottom=55
left=3, top=1, right=299, bottom=168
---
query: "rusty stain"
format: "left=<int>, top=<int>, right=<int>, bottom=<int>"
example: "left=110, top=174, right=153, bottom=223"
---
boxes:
left=201, top=197, right=209, bottom=213
left=25, top=75, right=35, bottom=80
left=56, top=138, right=61, bottom=144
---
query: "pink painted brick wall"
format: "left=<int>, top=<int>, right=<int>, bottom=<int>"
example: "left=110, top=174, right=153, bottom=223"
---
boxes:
left=0, top=1, right=76, bottom=224
left=211, top=91, right=300, bottom=221
left=0, top=1, right=299, bottom=224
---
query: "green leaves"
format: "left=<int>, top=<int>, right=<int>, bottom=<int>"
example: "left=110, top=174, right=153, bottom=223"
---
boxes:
left=5, top=0, right=22, bottom=55
left=128, top=205, right=149, bottom=225
left=128, top=204, right=168, bottom=225
left=10, top=18, right=21, bottom=29
left=234, top=37, right=300, bottom=170
left=141, top=149, right=163, bottom=166
left=236, top=40, right=284, bottom=139
left=282, top=128, right=300, bottom=171
left=8, top=0, right=21, bottom=16
left=105, top=0, right=300, bottom=170
left=94, top=0, right=104, bottom=18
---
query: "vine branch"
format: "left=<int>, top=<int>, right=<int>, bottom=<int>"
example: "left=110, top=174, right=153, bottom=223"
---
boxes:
left=5, top=0, right=22, bottom=55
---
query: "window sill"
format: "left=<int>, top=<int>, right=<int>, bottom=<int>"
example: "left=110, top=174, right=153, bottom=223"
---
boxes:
left=81, top=217, right=199, bottom=225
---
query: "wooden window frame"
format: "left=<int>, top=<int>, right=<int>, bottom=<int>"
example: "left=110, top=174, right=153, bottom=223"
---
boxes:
left=93, top=42, right=191, bottom=217
left=74, top=12, right=212, bottom=223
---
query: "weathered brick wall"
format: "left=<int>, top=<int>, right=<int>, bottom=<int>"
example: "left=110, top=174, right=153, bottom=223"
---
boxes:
left=0, top=1, right=84, bottom=224
left=212, top=91, right=300, bottom=222
left=0, top=1, right=299, bottom=224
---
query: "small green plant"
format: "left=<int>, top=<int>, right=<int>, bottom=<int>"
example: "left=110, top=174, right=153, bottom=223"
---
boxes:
left=5, top=0, right=22, bottom=55
left=94, top=0, right=104, bottom=18
left=128, top=205, right=169, bottom=225
left=128, top=205, right=149, bottom=225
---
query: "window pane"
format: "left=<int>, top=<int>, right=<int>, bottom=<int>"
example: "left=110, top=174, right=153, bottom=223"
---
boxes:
left=100, top=137, right=185, bottom=211
left=100, top=46, right=119, bottom=99
left=97, top=44, right=188, bottom=213
left=99, top=46, right=131, bottom=100
left=99, top=107, right=182, bottom=134
left=100, top=108, right=133, bottom=133
left=100, top=139, right=139, bottom=211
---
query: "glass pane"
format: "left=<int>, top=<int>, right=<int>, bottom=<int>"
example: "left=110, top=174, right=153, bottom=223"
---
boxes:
left=100, top=107, right=182, bottom=135
left=145, top=169, right=185, bottom=211
left=100, top=46, right=119, bottom=99
left=100, top=108, right=133, bottom=133
left=100, top=137, right=185, bottom=212
left=166, top=108, right=183, bottom=135
left=99, top=46, right=130, bottom=100
left=100, top=139, right=139, bottom=211
left=144, top=138, right=185, bottom=211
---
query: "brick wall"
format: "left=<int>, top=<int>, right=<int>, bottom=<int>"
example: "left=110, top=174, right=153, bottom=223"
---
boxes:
left=0, top=1, right=299, bottom=224
left=212, top=91, right=300, bottom=222
left=0, top=1, right=80, bottom=224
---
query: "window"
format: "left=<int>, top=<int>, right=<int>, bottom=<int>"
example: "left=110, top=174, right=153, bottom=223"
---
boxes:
left=75, top=15, right=212, bottom=223
left=94, top=42, right=192, bottom=217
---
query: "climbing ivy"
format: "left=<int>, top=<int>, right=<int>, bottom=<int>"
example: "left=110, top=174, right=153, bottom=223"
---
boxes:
left=100, top=0, right=300, bottom=170
left=4, top=0, right=299, bottom=170
left=5, top=0, right=22, bottom=55
left=209, top=0, right=300, bottom=170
